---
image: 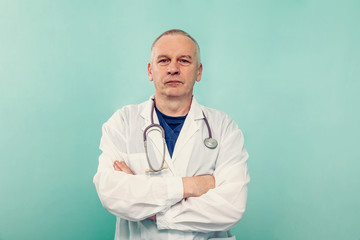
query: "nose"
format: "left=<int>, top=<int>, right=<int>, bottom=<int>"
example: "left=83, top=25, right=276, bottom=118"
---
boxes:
left=167, top=61, right=179, bottom=75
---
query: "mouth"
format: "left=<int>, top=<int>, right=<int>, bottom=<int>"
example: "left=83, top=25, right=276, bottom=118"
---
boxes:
left=165, top=80, right=182, bottom=85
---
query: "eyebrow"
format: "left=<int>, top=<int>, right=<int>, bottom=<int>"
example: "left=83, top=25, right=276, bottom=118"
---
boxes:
left=179, top=55, right=192, bottom=59
left=156, top=55, right=193, bottom=59
left=156, top=55, right=169, bottom=60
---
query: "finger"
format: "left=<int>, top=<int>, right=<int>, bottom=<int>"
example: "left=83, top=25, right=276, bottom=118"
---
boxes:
left=118, top=161, right=134, bottom=175
left=113, top=161, right=135, bottom=175
left=113, top=161, right=122, bottom=171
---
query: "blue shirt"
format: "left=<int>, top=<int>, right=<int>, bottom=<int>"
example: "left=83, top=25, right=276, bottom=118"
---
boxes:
left=155, top=106, right=187, bottom=158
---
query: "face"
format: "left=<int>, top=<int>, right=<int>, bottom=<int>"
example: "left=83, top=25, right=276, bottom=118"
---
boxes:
left=148, top=34, right=203, bottom=99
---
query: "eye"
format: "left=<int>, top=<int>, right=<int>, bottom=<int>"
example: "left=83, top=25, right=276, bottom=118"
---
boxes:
left=158, top=59, right=168, bottom=64
left=179, top=59, right=190, bottom=64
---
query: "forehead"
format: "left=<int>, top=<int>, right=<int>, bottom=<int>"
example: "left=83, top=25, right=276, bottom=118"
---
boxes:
left=152, top=34, right=196, bottom=58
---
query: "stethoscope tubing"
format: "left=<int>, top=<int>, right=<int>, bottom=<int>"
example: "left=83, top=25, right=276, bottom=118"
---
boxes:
left=143, top=99, right=217, bottom=173
left=143, top=124, right=166, bottom=173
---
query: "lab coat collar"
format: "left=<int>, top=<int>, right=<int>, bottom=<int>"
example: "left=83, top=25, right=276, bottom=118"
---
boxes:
left=139, top=95, right=155, bottom=123
left=187, top=96, right=204, bottom=121
left=171, top=96, right=203, bottom=163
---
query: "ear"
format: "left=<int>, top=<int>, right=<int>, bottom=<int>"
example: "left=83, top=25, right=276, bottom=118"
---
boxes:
left=196, top=63, right=203, bottom=82
left=147, top=62, right=153, bottom=81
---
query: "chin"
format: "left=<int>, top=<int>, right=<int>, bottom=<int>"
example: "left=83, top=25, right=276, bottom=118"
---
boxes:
left=163, top=89, right=180, bottom=95
left=158, top=88, right=191, bottom=98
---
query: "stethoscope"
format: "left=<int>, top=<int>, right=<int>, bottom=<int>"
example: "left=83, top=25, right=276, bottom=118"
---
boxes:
left=143, top=99, right=218, bottom=173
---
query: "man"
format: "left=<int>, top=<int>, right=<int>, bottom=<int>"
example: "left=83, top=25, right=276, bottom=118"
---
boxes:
left=93, top=29, right=250, bottom=240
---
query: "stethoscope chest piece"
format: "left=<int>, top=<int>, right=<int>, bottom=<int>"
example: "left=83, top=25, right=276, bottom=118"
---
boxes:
left=204, top=137, right=218, bottom=149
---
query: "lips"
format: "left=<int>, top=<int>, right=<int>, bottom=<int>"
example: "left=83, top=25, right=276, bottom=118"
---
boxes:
left=165, top=80, right=182, bottom=84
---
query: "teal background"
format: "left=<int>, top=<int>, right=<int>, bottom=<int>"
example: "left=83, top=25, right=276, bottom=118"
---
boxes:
left=1, top=0, right=359, bottom=239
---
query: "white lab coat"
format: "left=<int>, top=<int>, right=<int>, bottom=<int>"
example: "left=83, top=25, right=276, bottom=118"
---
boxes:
left=93, top=96, right=250, bottom=240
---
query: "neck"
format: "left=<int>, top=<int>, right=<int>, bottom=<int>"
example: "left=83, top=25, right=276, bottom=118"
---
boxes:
left=154, top=93, right=192, bottom=117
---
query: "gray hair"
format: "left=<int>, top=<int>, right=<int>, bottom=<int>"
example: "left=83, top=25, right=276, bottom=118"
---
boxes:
left=150, top=29, right=201, bottom=67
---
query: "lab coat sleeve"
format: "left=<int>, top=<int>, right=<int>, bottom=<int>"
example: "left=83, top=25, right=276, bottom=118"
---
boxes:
left=93, top=115, right=184, bottom=221
left=156, top=116, right=250, bottom=232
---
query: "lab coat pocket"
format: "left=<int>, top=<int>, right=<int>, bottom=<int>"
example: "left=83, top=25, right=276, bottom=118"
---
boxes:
left=127, top=153, right=148, bottom=175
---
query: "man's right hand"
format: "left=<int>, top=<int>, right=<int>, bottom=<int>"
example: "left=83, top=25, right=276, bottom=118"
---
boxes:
left=182, top=175, right=215, bottom=199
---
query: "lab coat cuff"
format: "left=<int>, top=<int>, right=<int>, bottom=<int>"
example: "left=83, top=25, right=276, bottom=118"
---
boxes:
left=156, top=213, right=169, bottom=229
left=156, top=177, right=183, bottom=230
left=156, top=207, right=173, bottom=229
left=165, top=176, right=183, bottom=206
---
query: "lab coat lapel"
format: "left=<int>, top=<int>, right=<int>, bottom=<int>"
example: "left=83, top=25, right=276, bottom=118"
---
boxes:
left=140, top=97, right=176, bottom=175
left=171, top=97, right=204, bottom=163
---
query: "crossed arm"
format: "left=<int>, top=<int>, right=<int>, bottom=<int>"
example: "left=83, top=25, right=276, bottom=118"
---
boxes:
left=113, top=160, right=216, bottom=221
